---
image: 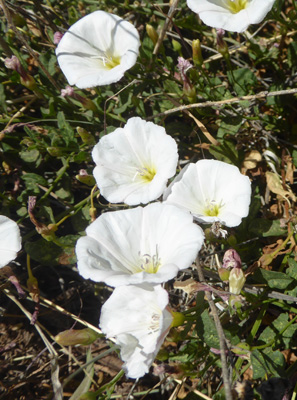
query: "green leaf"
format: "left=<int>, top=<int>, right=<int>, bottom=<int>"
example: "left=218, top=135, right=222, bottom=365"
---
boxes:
left=287, top=42, right=297, bottom=69
left=25, top=239, right=62, bottom=266
left=254, top=269, right=293, bottom=290
left=196, top=309, right=220, bottom=349
left=217, top=116, right=243, bottom=138
left=227, top=68, right=257, bottom=96
left=209, top=140, right=239, bottom=165
left=248, top=219, right=287, bottom=237
left=287, top=258, right=297, bottom=280
left=20, top=148, right=41, bottom=164
left=69, top=348, right=94, bottom=400
left=21, top=173, right=48, bottom=195
left=251, top=348, right=285, bottom=379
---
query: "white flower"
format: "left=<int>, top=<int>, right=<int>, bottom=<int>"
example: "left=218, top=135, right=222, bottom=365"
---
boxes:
left=76, top=202, right=204, bottom=287
left=0, top=216, right=21, bottom=268
left=92, top=117, right=178, bottom=205
left=164, top=159, right=251, bottom=227
left=55, top=11, right=140, bottom=88
left=100, top=284, right=173, bottom=379
left=186, top=0, right=276, bottom=32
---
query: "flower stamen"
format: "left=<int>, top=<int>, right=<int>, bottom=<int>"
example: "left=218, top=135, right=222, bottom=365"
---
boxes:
left=133, top=166, right=156, bottom=183
left=91, top=54, right=121, bottom=69
left=204, top=200, right=222, bottom=217
left=139, top=253, right=161, bottom=274
left=148, top=312, right=161, bottom=334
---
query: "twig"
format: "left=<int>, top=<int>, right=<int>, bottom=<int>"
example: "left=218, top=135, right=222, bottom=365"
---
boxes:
left=148, top=87, right=297, bottom=120
left=153, top=0, right=180, bottom=55
left=104, top=79, right=139, bottom=134
left=1, top=96, right=38, bottom=136
left=196, top=256, right=233, bottom=400
left=160, top=92, right=219, bottom=145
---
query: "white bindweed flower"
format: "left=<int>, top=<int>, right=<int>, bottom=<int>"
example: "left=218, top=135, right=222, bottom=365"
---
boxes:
left=100, top=284, right=173, bottom=379
left=55, top=11, right=140, bottom=88
left=0, top=216, right=21, bottom=268
left=186, top=0, right=276, bottom=32
left=92, top=117, right=178, bottom=205
left=76, top=202, right=204, bottom=287
left=164, top=159, right=251, bottom=227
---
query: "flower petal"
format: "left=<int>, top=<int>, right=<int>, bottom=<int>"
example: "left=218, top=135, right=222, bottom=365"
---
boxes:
left=166, top=159, right=251, bottom=227
left=56, top=11, right=140, bottom=88
left=92, top=117, right=178, bottom=205
left=186, top=0, right=276, bottom=32
left=0, top=216, right=21, bottom=268
left=100, top=284, right=172, bottom=379
left=76, top=203, right=204, bottom=286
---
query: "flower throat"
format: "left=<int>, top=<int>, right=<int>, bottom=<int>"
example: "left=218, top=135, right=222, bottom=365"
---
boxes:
left=225, top=0, right=248, bottom=13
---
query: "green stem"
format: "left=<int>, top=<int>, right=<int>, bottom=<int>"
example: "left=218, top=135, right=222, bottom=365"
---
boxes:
left=94, top=369, right=125, bottom=396
left=62, top=345, right=119, bottom=388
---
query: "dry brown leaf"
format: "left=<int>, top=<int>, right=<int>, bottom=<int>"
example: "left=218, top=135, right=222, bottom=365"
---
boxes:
left=285, top=158, right=295, bottom=184
left=174, top=279, right=208, bottom=296
left=266, top=171, right=296, bottom=202
left=243, top=150, right=262, bottom=170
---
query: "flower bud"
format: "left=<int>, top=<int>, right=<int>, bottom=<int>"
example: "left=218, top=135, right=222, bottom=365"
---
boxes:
left=170, top=311, right=185, bottom=327
left=216, top=29, right=229, bottom=60
left=222, top=249, right=241, bottom=270
left=192, top=39, right=203, bottom=66
left=76, top=170, right=96, bottom=186
left=76, top=127, right=96, bottom=145
left=61, top=86, right=97, bottom=111
left=89, top=207, right=97, bottom=222
left=146, top=24, right=159, bottom=46
left=53, top=31, right=63, bottom=45
left=218, top=267, right=230, bottom=282
left=4, top=55, right=36, bottom=90
left=172, top=39, right=182, bottom=55
left=55, top=328, right=100, bottom=346
left=229, top=267, right=246, bottom=295
left=47, top=147, right=64, bottom=157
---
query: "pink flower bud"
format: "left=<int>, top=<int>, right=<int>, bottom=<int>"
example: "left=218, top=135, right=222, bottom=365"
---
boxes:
left=4, top=55, right=36, bottom=89
left=222, top=249, right=241, bottom=269
left=53, top=31, right=63, bottom=45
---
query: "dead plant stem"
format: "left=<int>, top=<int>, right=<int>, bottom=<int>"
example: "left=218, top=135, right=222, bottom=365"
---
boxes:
left=153, top=0, right=180, bottom=55
left=149, top=87, right=297, bottom=120
left=196, top=256, right=233, bottom=400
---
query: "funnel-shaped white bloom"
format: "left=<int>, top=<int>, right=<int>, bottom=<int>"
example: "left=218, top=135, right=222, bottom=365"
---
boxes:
left=55, top=11, right=140, bottom=88
left=187, top=0, right=276, bottom=32
left=100, top=284, right=173, bottom=379
left=92, top=117, right=178, bottom=205
left=164, top=160, right=251, bottom=227
left=0, top=216, right=21, bottom=267
left=76, top=203, right=204, bottom=287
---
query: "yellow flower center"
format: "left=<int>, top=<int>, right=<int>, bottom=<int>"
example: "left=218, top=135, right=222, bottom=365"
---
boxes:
left=94, top=54, right=121, bottom=70
left=104, top=55, right=121, bottom=70
left=134, top=166, right=156, bottom=183
left=138, top=253, right=161, bottom=274
left=204, top=201, right=221, bottom=217
left=225, top=0, right=248, bottom=13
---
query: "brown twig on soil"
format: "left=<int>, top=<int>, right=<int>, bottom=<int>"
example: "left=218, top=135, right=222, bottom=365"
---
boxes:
left=196, top=256, right=233, bottom=400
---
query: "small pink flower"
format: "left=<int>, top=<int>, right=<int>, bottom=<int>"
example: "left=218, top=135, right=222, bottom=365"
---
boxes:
left=53, top=31, right=63, bottom=45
